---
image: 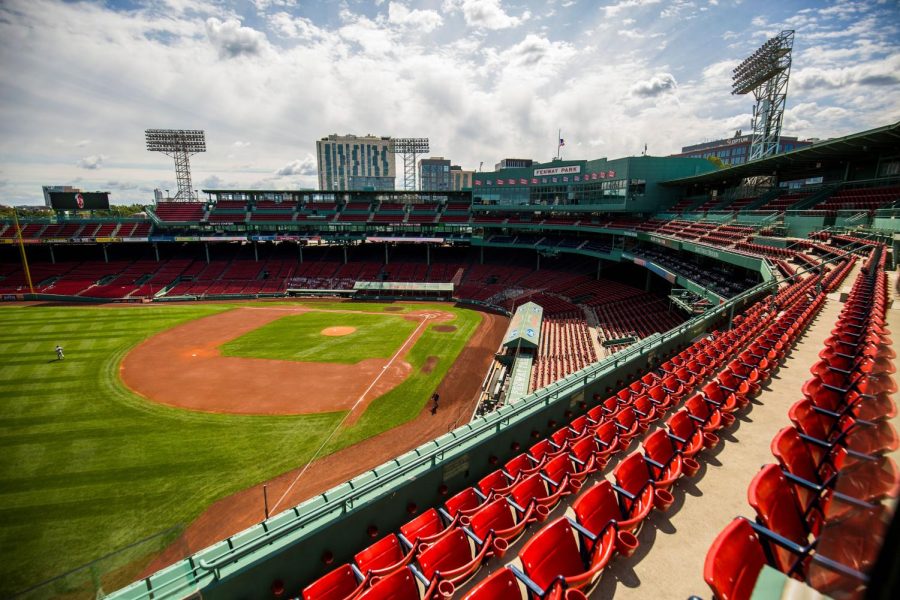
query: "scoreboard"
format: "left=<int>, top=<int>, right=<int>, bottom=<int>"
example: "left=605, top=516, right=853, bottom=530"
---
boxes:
left=49, top=192, right=110, bottom=210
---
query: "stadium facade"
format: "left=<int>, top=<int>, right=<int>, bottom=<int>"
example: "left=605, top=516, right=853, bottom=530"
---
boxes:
left=671, top=131, right=814, bottom=165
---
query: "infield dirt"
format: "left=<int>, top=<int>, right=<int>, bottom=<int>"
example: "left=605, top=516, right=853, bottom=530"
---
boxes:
left=120, top=306, right=450, bottom=416
left=142, top=308, right=507, bottom=575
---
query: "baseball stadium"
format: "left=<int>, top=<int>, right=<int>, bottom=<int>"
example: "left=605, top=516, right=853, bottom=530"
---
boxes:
left=2, top=117, right=899, bottom=600
left=2, top=9, right=900, bottom=595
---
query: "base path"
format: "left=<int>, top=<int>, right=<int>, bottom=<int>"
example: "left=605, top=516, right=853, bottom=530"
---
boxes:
left=120, top=306, right=447, bottom=416
left=142, top=308, right=508, bottom=576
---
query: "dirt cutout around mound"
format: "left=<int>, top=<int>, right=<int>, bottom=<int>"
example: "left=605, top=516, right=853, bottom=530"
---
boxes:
left=421, top=356, right=439, bottom=374
left=142, top=307, right=509, bottom=578
left=120, top=306, right=450, bottom=416
left=321, top=326, right=356, bottom=336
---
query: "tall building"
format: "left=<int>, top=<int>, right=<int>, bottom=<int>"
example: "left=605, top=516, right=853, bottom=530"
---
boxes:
left=670, top=131, right=813, bottom=166
left=316, top=134, right=395, bottom=191
left=450, top=165, right=475, bottom=191
left=495, top=158, right=533, bottom=170
left=419, top=157, right=451, bottom=191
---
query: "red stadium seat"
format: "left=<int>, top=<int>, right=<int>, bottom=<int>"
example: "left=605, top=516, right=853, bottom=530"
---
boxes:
left=467, top=496, right=540, bottom=546
left=642, top=428, right=692, bottom=483
left=400, top=508, right=455, bottom=551
left=667, top=409, right=717, bottom=457
left=747, top=464, right=818, bottom=574
left=614, top=453, right=672, bottom=518
left=444, top=487, right=488, bottom=520
left=416, top=528, right=493, bottom=587
left=510, top=472, right=568, bottom=513
left=356, top=566, right=445, bottom=600
left=355, top=534, right=414, bottom=579
left=703, top=518, right=767, bottom=600
left=517, top=517, right=615, bottom=594
left=303, top=563, right=366, bottom=600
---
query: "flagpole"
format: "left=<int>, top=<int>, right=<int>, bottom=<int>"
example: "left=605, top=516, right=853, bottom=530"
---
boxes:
left=557, top=128, right=561, bottom=160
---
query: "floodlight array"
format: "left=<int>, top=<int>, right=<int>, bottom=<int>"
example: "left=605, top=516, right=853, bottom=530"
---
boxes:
left=389, top=138, right=430, bottom=154
left=731, top=30, right=794, bottom=95
left=145, top=129, right=207, bottom=153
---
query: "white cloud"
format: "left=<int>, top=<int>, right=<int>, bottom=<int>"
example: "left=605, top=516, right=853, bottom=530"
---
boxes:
left=75, top=139, right=91, bottom=147
left=77, top=154, right=106, bottom=170
left=388, top=2, right=443, bottom=32
left=496, top=34, right=575, bottom=68
left=205, top=17, right=268, bottom=58
left=0, top=0, right=896, bottom=206
left=602, top=0, right=662, bottom=18
left=793, top=54, right=900, bottom=90
left=630, top=73, right=678, bottom=97
left=269, top=12, right=329, bottom=41
left=253, top=0, right=297, bottom=11
left=275, top=156, right=317, bottom=177
left=443, top=0, right=531, bottom=30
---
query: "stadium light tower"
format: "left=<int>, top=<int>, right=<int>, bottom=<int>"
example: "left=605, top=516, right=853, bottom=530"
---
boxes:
left=732, top=30, right=794, bottom=162
left=145, top=129, right=206, bottom=202
left=389, top=138, right=430, bottom=191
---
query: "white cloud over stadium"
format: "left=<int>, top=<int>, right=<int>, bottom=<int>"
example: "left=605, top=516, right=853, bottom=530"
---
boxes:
left=0, top=0, right=897, bottom=204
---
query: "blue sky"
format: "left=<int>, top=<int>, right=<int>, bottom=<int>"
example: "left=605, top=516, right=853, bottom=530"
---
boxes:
left=0, top=0, right=898, bottom=204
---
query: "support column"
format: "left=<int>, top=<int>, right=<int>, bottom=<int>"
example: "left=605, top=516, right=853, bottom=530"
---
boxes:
left=728, top=303, right=735, bottom=330
left=426, top=244, right=430, bottom=266
left=596, top=259, right=603, bottom=280
left=384, top=243, right=389, bottom=265
left=536, top=251, right=541, bottom=271
left=343, top=246, right=348, bottom=265
left=153, top=243, right=160, bottom=262
left=253, top=242, right=258, bottom=262
left=480, top=246, right=484, bottom=264
left=102, top=244, right=109, bottom=263
left=299, top=245, right=303, bottom=263
left=204, top=243, right=210, bottom=264
left=49, top=245, right=56, bottom=264
left=645, top=270, right=652, bottom=291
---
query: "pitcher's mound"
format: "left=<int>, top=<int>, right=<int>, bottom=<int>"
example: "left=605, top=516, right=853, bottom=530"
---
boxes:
left=322, top=326, right=357, bottom=337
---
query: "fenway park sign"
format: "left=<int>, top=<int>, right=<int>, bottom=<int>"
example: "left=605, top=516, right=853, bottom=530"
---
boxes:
left=533, top=165, right=581, bottom=177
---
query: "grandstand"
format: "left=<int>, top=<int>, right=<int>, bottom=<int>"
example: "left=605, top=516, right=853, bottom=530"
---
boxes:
left=0, top=122, right=898, bottom=600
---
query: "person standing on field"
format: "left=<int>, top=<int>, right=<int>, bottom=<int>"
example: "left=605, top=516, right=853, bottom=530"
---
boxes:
left=55, top=345, right=64, bottom=361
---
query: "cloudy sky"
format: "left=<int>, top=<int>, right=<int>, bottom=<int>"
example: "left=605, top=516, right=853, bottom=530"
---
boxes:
left=0, top=0, right=898, bottom=205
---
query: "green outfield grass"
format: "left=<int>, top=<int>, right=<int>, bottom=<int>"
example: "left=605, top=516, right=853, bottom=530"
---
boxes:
left=0, top=301, right=481, bottom=598
left=221, top=311, right=418, bottom=363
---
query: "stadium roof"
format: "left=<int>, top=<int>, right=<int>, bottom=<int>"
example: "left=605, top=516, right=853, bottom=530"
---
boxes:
left=661, top=121, right=900, bottom=187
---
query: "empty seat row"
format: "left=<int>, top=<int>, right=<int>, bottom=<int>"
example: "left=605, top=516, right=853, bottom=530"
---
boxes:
left=704, top=246, right=897, bottom=600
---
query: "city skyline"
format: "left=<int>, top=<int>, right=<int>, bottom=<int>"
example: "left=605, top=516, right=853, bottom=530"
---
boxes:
left=0, top=0, right=898, bottom=205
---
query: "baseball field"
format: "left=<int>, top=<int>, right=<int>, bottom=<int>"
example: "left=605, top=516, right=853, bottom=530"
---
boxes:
left=0, top=300, right=501, bottom=598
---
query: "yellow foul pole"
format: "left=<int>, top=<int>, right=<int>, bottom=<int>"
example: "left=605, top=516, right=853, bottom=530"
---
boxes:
left=12, top=208, right=35, bottom=295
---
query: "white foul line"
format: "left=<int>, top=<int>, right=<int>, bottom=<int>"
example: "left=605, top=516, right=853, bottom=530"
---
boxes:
left=268, top=313, right=434, bottom=514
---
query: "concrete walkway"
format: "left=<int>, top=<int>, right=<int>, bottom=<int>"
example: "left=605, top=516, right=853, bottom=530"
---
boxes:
left=595, top=278, right=851, bottom=599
